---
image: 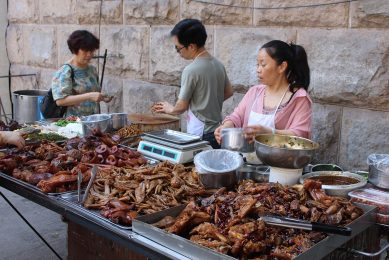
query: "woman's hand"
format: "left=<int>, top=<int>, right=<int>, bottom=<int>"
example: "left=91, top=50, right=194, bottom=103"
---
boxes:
left=88, top=92, right=104, bottom=102
left=214, top=121, right=234, bottom=144
left=0, top=131, right=25, bottom=149
left=243, top=125, right=273, bottom=143
left=151, top=102, right=174, bottom=114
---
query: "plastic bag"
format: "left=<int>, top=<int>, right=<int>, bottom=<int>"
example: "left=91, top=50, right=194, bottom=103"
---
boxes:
left=194, top=149, right=243, bottom=174
left=367, top=154, right=389, bottom=172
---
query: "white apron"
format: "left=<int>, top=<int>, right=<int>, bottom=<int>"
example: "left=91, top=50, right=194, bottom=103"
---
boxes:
left=186, top=50, right=208, bottom=137
left=244, top=87, right=288, bottom=164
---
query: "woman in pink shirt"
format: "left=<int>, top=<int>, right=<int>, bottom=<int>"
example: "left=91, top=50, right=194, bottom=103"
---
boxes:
left=214, top=40, right=312, bottom=142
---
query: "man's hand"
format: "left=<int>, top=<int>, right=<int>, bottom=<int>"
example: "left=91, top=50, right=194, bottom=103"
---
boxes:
left=214, top=121, right=234, bottom=144
left=151, top=102, right=174, bottom=114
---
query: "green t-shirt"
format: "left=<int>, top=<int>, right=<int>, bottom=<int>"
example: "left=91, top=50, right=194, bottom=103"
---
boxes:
left=179, top=56, right=230, bottom=134
left=52, top=64, right=100, bottom=117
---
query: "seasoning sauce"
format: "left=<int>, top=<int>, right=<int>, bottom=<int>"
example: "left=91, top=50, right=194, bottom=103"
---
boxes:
left=309, top=175, right=359, bottom=185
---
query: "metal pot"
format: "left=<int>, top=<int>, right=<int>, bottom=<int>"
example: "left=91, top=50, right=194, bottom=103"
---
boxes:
left=110, top=113, right=128, bottom=131
left=255, top=134, right=319, bottom=169
left=221, top=128, right=254, bottom=153
left=81, top=114, right=111, bottom=136
left=12, top=90, right=48, bottom=123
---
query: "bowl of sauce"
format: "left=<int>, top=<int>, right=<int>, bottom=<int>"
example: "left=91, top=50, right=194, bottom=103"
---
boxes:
left=300, top=171, right=367, bottom=197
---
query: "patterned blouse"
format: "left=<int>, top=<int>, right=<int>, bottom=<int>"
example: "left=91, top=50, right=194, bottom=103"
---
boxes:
left=52, top=64, right=100, bottom=117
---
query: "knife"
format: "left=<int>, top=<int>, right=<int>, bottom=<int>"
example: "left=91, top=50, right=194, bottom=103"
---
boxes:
left=260, top=215, right=352, bottom=236
left=81, top=165, right=98, bottom=205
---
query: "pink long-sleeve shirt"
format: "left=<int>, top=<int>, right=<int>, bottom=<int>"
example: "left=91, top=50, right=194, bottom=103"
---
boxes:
left=224, top=85, right=312, bottom=138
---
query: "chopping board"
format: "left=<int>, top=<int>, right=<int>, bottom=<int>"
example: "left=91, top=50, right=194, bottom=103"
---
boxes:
left=128, top=113, right=179, bottom=125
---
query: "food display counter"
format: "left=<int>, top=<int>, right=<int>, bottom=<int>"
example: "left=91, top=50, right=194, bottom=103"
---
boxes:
left=0, top=119, right=388, bottom=260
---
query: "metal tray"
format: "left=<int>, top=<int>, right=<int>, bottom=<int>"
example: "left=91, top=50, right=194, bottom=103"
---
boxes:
left=57, top=192, right=132, bottom=230
left=133, top=203, right=377, bottom=260
left=0, top=172, right=85, bottom=196
left=144, top=129, right=201, bottom=144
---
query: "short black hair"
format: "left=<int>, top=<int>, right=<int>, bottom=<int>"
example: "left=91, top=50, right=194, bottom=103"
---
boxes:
left=170, top=19, right=207, bottom=48
left=67, top=30, right=100, bottom=54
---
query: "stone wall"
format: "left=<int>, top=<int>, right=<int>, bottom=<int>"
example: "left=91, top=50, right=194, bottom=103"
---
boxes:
left=6, top=0, right=389, bottom=170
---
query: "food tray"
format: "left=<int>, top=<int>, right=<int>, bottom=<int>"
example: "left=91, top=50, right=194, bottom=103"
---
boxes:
left=132, top=203, right=376, bottom=260
left=349, top=188, right=389, bottom=215
left=57, top=192, right=132, bottom=230
left=144, top=129, right=200, bottom=144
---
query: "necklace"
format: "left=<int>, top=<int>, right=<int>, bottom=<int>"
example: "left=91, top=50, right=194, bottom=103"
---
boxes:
left=193, top=50, right=207, bottom=60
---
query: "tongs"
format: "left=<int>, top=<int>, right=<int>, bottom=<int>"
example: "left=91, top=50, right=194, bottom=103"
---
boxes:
left=260, top=215, right=352, bottom=236
left=77, top=170, right=82, bottom=203
left=81, top=165, right=98, bottom=205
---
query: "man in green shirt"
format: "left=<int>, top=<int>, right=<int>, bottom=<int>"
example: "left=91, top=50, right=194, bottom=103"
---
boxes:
left=152, top=19, right=233, bottom=148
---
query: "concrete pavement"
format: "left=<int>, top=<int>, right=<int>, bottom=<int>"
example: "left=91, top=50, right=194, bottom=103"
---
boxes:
left=0, top=187, right=67, bottom=260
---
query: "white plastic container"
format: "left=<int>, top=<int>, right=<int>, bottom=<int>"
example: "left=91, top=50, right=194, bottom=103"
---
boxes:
left=269, top=167, right=303, bottom=185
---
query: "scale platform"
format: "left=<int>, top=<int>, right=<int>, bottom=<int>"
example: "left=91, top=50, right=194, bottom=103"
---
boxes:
left=137, top=133, right=212, bottom=164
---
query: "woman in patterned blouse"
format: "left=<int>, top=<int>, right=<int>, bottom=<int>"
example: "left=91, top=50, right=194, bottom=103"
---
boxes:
left=52, top=30, right=112, bottom=117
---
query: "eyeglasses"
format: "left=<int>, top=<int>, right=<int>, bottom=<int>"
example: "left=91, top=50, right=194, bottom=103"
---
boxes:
left=175, top=45, right=186, bottom=53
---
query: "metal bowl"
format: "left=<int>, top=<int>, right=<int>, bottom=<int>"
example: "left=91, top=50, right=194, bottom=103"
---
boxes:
left=194, top=149, right=243, bottom=188
left=300, top=171, right=367, bottom=197
left=221, top=128, right=254, bottom=153
left=81, top=114, right=111, bottom=136
left=110, top=113, right=128, bottom=131
left=255, top=134, right=319, bottom=169
left=236, top=165, right=269, bottom=183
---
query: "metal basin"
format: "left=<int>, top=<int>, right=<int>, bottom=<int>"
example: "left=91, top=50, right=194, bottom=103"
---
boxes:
left=110, top=113, right=128, bottom=131
left=255, top=134, right=319, bottom=169
left=300, top=171, right=367, bottom=197
left=81, top=114, right=111, bottom=136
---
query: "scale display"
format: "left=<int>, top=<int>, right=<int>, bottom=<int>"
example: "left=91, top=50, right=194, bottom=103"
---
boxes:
left=138, top=140, right=211, bottom=164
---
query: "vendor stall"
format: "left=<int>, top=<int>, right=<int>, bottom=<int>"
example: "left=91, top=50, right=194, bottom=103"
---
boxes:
left=0, top=116, right=388, bottom=260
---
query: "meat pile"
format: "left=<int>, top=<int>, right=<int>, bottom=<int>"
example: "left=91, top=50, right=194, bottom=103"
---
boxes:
left=0, top=131, right=147, bottom=193
left=156, top=179, right=363, bottom=259
left=83, top=161, right=210, bottom=225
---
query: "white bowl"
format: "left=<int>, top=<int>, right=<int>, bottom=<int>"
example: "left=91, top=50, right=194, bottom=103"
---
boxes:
left=300, top=171, right=367, bottom=197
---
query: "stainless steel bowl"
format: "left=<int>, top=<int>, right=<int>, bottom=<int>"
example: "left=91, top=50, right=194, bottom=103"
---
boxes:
left=300, top=171, right=367, bottom=197
left=367, top=154, right=389, bottom=189
left=255, top=134, right=319, bottom=169
left=221, top=128, right=254, bottom=153
left=81, top=114, right=111, bottom=136
left=110, top=113, right=128, bottom=131
left=236, top=165, right=269, bottom=183
left=194, top=149, right=243, bottom=188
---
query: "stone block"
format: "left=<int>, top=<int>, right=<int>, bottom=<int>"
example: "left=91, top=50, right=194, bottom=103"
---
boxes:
left=222, top=92, right=244, bottom=118
left=122, top=79, right=179, bottom=114
left=350, top=0, right=389, bottom=28
left=150, top=26, right=214, bottom=85
left=76, top=0, right=123, bottom=24
left=9, top=65, right=40, bottom=92
left=299, top=28, right=389, bottom=110
left=39, top=68, right=57, bottom=90
left=124, top=0, right=179, bottom=25
left=100, top=76, right=123, bottom=113
left=8, top=0, right=38, bottom=23
left=254, top=0, right=348, bottom=27
left=23, top=26, right=57, bottom=68
left=311, top=103, right=342, bottom=165
left=100, top=26, right=149, bottom=79
left=40, top=0, right=76, bottom=24
left=6, top=25, right=24, bottom=64
left=181, top=0, right=253, bottom=25
left=215, top=28, right=296, bottom=88
left=339, top=108, right=389, bottom=171
left=57, top=26, right=98, bottom=67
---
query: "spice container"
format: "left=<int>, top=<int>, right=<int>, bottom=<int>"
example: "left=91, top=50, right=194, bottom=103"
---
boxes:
left=348, top=188, right=389, bottom=215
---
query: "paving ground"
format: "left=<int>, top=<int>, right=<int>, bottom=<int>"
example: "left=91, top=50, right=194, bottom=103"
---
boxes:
left=0, top=187, right=67, bottom=260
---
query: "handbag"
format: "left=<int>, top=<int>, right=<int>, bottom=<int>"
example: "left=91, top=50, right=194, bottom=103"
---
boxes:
left=40, top=64, right=74, bottom=119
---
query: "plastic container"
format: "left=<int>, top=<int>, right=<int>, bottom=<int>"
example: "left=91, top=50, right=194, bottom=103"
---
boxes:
left=194, top=149, right=243, bottom=188
left=348, top=188, right=389, bottom=215
left=367, top=154, right=389, bottom=189
left=376, top=213, right=389, bottom=225
left=269, top=167, right=303, bottom=185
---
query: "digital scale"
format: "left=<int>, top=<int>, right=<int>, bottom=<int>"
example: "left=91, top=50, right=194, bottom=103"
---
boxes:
left=137, top=130, right=212, bottom=164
